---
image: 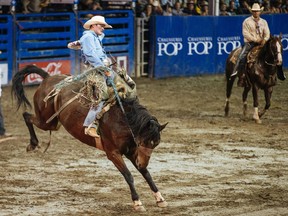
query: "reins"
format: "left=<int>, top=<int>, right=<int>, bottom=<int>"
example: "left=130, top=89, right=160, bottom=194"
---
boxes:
left=106, top=76, right=139, bottom=147
left=264, top=39, right=281, bottom=67
left=265, top=60, right=277, bottom=66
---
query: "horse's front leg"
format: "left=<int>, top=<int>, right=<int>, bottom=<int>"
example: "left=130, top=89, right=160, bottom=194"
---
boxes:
left=259, top=87, right=273, bottom=118
left=106, top=151, right=145, bottom=211
left=127, top=156, right=168, bottom=208
left=138, top=167, right=168, bottom=208
left=242, top=85, right=251, bottom=117
left=251, top=85, right=261, bottom=123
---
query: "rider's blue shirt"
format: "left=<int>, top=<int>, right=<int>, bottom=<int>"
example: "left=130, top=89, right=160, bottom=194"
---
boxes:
left=80, top=30, right=107, bottom=67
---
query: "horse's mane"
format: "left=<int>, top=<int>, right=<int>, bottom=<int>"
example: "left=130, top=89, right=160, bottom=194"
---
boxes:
left=123, top=98, right=160, bottom=144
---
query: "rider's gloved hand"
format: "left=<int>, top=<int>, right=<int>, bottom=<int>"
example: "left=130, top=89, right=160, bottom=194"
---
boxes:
left=106, top=76, right=113, bottom=87
left=104, top=71, right=111, bottom=77
left=260, top=39, right=266, bottom=46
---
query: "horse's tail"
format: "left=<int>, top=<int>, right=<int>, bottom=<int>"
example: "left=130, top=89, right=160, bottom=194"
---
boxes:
left=11, top=65, right=50, bottom=110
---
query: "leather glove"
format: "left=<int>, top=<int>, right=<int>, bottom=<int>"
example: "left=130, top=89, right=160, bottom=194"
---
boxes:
left=104, top=71, right=111, bottom=77
left=67, top=40, right=81, bottom=50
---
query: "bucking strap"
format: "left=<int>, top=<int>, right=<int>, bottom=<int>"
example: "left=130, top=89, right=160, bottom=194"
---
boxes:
left=46, top=94, right=80, bottom=124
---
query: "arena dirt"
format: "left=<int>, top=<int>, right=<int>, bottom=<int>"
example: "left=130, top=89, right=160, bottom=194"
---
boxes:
left=0, top=73, right=288, bottom=216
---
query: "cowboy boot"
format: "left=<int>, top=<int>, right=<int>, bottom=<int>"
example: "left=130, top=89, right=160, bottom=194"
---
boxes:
left=84, top=122, right=99, bottom=138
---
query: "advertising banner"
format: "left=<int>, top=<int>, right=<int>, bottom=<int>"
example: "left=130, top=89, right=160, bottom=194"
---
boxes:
left=19, top=60, right=71, bottom=84
left=151, top=14, right=288, bottom=78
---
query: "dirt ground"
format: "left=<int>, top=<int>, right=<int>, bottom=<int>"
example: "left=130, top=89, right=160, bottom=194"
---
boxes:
left=0, top=72, right=288, bottom=216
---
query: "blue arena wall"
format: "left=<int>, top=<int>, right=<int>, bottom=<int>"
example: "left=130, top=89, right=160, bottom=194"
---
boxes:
left=149, top=14, right=288, bottom=78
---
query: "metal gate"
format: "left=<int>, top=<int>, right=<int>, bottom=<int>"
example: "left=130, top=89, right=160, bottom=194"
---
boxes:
left=15, top=12, right=76, bottom=84
left=135, top=18, right=149, bottom=77
left=0, top=15, right=13, bottom=85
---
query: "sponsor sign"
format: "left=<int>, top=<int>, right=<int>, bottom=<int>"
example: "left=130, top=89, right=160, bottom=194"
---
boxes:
left=151, top=15, right=288, bottom=78
left=19, top=60, right=71, bottom=84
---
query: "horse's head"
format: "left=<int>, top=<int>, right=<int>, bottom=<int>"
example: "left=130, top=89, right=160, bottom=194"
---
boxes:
left=266, top=34, right=283, bottom=66
left=136, top=119, right=168, bottom=169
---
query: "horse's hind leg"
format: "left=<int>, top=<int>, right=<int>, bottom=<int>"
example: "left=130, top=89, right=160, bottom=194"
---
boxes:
left=23, top=112, right=59, bottom=151
left=259, top=87, right=272, bottom=118
left=23, top=112, right=39, bottom=151
left=224, top=76, right=235, bottom=117
left=251, top=86, right=262, bottom=123
left=242, top=86, right=251, bottom=117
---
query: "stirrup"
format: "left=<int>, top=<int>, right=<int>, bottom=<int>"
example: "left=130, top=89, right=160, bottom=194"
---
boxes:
left=230, top=70, right=238, bottom=77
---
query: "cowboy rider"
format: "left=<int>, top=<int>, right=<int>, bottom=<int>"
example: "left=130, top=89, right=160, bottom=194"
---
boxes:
left=73, top=15, right=136, bottom=138
left=231, top=3, right=270, bottom=87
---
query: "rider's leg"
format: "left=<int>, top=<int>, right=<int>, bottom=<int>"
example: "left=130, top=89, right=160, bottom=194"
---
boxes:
left=237, top=60, right=247, bottom=87
left=231, top=43, right=252, bottom=78
left=83, top=101, right=105, bottom=138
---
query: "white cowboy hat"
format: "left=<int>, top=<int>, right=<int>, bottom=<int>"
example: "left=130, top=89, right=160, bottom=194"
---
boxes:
left=83, top=16, right=112, bottom=30
left=152, top=0, right=159, bottom=7
left=251, top=3, right=264, bottom=12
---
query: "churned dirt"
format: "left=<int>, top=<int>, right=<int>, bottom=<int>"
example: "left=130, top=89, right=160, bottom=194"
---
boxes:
left=0, top=72, right=288, bottom=216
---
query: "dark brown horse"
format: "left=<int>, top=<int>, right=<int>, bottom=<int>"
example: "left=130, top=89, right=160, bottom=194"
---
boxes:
left=224, top=35, right=285, bottom=123
left=11, top=65, right=168, bottom=211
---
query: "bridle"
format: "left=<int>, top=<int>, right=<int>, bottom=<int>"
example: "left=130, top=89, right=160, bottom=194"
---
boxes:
left=264, top=39, right=282, bottom=66
left=136, top=119, right=160, bottom=154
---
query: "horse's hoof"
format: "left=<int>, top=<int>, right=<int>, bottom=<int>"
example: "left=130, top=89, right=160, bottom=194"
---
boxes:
left=26, top=144, right=39, bottom=152
left=134, top=205, right=146, bottom=212
left=157, top=200, right=168, bottom=208
left=254, top=119, right=262, bottom=124
left=133, top=200, right=146, bottom=212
